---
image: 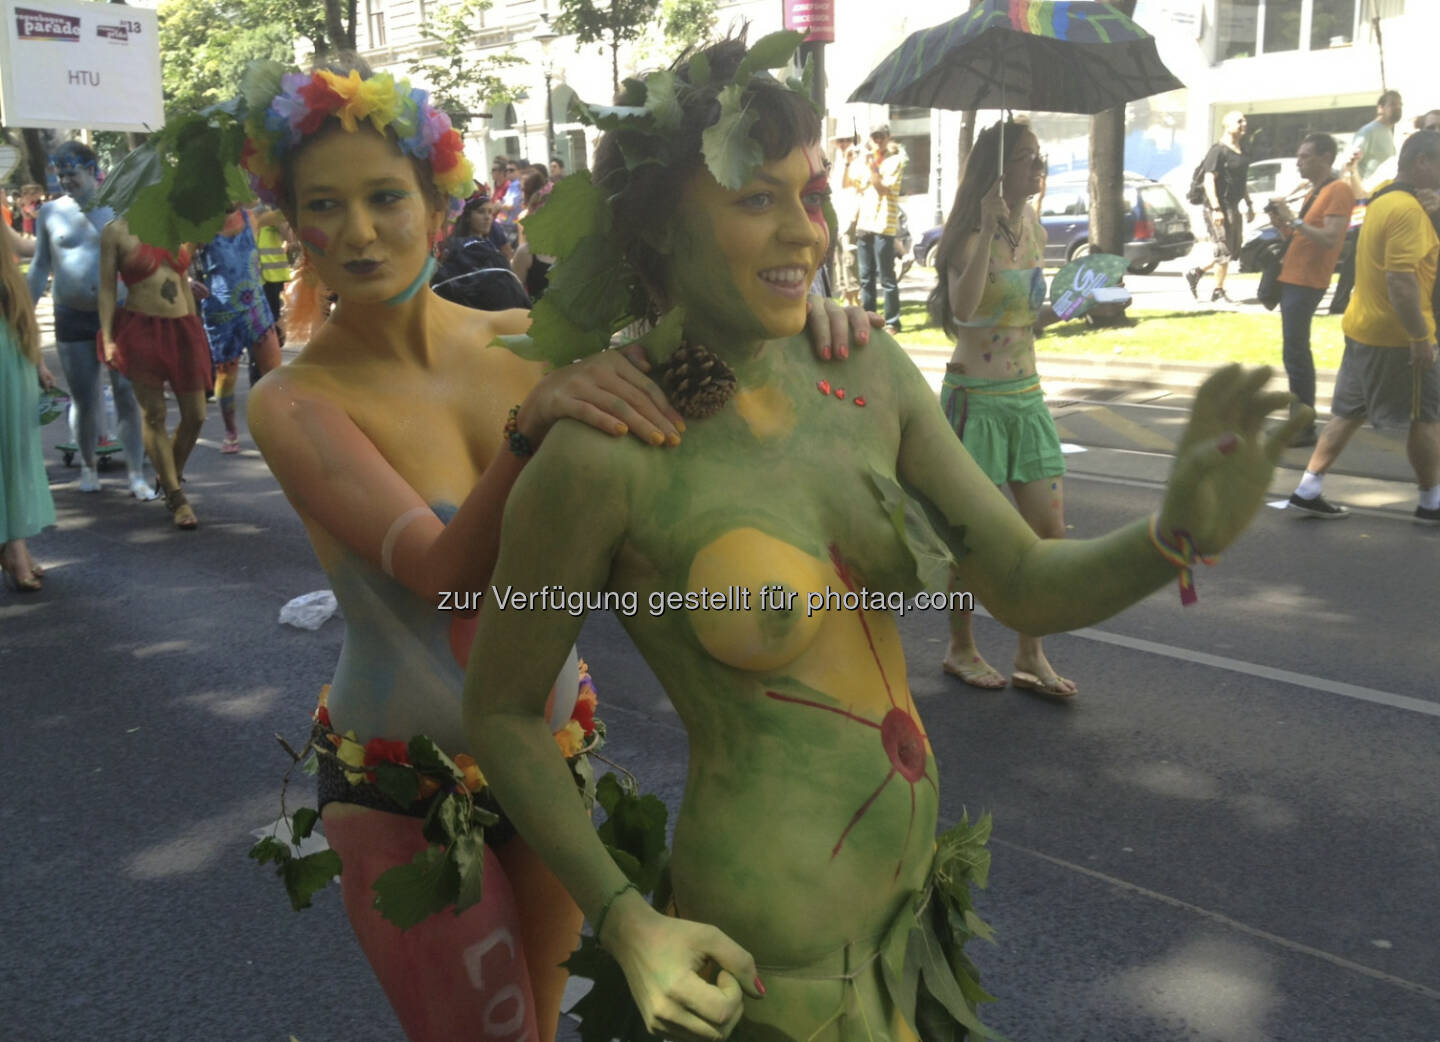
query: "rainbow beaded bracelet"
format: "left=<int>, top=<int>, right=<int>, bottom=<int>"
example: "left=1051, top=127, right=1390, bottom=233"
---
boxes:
left=1147, top=515, right=1217, bottom=606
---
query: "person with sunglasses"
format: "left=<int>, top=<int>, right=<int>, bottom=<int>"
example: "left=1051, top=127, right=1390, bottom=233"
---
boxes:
left=927, top=120, right=1085, bottom=699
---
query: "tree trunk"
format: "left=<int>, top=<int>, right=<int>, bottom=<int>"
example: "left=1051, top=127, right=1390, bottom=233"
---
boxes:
left=345, top=0, right=358, bottom=50
left=324, top=0, right=347, bottom=52
left=1088, top=0, right=1136, bottom=261
left=22, top=128, right=48, bottom=184
left=610, top=28, right=620, bottom=96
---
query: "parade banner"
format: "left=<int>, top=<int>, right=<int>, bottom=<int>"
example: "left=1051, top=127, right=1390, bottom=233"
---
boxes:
left=0, top=0, right=163, bottom=131
left=782, top=0, right=834, bottom=43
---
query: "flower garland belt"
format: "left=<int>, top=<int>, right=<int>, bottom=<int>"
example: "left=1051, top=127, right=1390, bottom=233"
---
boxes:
left=315, top=752, right=519, bottom=849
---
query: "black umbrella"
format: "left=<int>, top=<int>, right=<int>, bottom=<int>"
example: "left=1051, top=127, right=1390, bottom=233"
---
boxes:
left=847, top=0, right=1183, bottom=115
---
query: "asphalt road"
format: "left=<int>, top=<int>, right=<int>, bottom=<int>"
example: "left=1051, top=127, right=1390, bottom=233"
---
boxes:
left=4, top=338, right=1438, bottom=1042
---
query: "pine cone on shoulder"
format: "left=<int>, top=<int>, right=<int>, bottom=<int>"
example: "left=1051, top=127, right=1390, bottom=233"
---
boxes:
left=656, top=341, right=736, bottom=419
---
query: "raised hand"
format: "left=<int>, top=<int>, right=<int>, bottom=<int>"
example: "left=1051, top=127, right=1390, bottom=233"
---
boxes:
left=979, top=178, right=1010, bottom=228
left=603, top=891, right=762, bottom=1042
left=1158, top=364, right=1311, bottom=555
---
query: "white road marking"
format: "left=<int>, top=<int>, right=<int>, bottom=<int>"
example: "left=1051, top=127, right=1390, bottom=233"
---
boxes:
left=988, top=837, right=1440, bottom=1003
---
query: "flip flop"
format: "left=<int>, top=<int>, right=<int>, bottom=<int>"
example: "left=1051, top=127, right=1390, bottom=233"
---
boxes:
left=1011, top=670, right=1078, bottom=699
left=942, top=657, right=1008, bottom=690
left=220, top=436, right=241, bottom=455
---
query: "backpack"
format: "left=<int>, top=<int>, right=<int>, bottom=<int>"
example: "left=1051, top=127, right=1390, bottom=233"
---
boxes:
left=1186, top=159, right=1208, bottom=206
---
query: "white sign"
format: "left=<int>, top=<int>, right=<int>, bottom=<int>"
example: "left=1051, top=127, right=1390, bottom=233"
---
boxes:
left=0, top=0, right=163, bottom=131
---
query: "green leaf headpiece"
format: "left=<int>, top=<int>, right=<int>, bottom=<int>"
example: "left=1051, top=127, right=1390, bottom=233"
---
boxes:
left=512, top=31, right=826, bottom=370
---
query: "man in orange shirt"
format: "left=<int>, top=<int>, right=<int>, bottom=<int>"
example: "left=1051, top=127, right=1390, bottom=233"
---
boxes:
left=1268, top=133, right=1355, bottom=447
left=1288, top=130, right=1440, bottom=523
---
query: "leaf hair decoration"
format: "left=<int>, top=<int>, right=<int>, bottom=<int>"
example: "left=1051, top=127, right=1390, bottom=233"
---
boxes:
left=508, top=30, right=822, bottom=372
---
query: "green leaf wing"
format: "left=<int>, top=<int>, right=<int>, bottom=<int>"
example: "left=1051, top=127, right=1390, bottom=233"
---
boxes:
left=522, top=174, right=613, bottom=260
left=643, top=69, right=682, bottom=132
left=91, top=142, right=165, bottom=217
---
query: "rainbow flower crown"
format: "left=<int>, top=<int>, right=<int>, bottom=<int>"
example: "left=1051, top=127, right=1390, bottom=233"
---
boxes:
left=241, top=69, right=475, bottom=207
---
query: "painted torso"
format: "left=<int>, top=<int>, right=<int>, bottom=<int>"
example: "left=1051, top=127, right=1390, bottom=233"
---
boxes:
left=575, top=336, right=938, bottom=968
left=949, top=204, right=1045, bottom=382
left=282, top=299, right=551, bottom=752
left=33, top=197, right=115, bottom=310
left=113, top=223, right=192, bottom=319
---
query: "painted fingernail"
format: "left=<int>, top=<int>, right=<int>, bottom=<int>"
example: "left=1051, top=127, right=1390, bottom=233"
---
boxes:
left=859, top=329, right=870, bottom=342
left=666, top=433, right=681, bottom=446
left=614, top=423, right=628, bottom=436
left=650, top=431, right=665, bottom=446
left=675, top=419, right=687, bottom=433
left=754, top=976, right=767, bottom=997
left=1218, top=432, right=1239, bottom=455
left=838, top=346, right=849, bottom=359
left=820, top=347, right=832, bottom=360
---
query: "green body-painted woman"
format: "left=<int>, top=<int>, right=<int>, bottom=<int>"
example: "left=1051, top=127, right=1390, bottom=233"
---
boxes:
left=463, top=36, right=1310, bottom=1042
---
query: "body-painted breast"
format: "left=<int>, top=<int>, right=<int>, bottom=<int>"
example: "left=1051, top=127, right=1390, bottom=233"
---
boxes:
left=685, top=528, right=828, bottom=672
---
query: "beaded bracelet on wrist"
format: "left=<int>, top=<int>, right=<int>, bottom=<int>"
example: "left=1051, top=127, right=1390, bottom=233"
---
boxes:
left=504, top=404, right=534, bottom=458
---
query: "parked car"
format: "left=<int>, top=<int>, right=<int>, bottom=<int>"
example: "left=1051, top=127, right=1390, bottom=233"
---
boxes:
left=912, top=173, right=1195, bottom=274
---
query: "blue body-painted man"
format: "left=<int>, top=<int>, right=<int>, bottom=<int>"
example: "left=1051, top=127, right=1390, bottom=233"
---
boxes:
left=26, top=142, right=150, bottom=497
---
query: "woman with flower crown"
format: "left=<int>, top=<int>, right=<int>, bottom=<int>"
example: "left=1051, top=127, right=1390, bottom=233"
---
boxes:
left=210, top=57, right=873, bottom=1042
left=461, top=32, right=1311, bottom=1042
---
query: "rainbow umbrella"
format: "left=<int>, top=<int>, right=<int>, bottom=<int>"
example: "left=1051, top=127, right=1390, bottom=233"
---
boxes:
left=848, top=0, right=1183, bottom=115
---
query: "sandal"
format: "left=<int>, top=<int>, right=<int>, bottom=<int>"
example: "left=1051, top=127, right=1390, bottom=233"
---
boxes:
left=942, top=655, right=1007, bottom=690
left=221, top=435, right=241, bottom=454
left=1011, top=670, right=1078, bottom=699
left=2, top=563, right=42, bottom=593
left=165, top=488, right=199, bottom=530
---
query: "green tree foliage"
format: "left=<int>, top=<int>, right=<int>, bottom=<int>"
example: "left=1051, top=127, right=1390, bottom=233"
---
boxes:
left=553, top=0, right=661, bottom=95
left=158, top=0, right=326, bottom=118
left=408, top=0, right=523, bottom=131
left=659, top=0, right=716, bottom=53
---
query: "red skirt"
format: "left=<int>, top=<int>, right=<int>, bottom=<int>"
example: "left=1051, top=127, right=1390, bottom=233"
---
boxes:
left=99, top=309, right=213, bottom=393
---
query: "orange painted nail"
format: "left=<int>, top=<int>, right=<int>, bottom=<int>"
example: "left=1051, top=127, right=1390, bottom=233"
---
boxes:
left=650, top=430, right=665, bottom=445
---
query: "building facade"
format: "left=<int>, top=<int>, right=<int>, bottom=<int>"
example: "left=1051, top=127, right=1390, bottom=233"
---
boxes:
left=354, top=0, right=1429, bottom=227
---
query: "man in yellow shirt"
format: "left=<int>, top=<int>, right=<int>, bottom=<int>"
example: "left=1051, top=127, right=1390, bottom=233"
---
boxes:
left=1288, top=130, right=1440, bottom=524
left=852, top=122, right=907, bottom=333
